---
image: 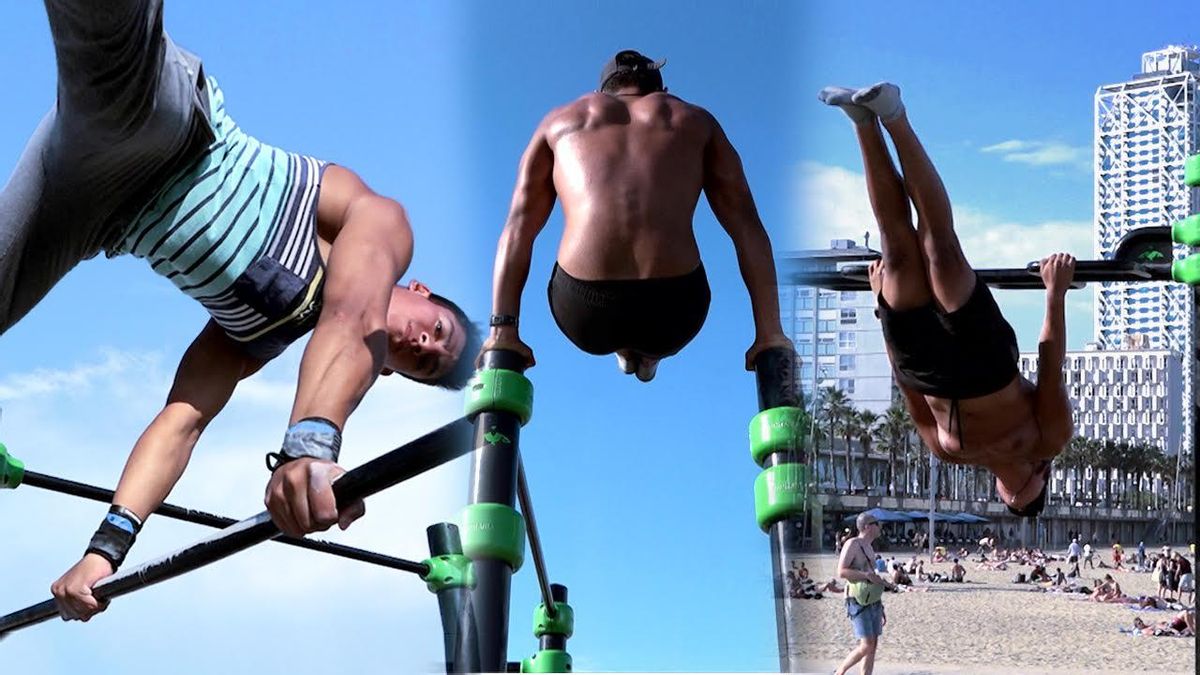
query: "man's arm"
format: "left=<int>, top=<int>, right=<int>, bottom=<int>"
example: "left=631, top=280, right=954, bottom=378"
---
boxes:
left=289, top=168, right=414, bottom=429
left=266, top=169, right=411, bottom=538
left=700, top=114, right=790, bottom=368
left=1033, top=254, right=1075, bottom=458
left=113, top=322, right=262, bottom=515
left=51, top=321, right=259, bottom=620
left=483, top=119, right=558, bottom=365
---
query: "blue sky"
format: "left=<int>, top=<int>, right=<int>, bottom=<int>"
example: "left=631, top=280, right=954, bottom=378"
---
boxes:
left=1, top=2, right=1197, bottom=674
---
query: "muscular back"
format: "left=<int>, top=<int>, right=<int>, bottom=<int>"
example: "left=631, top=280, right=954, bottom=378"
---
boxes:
left=544, top=92, right=714, bottom=279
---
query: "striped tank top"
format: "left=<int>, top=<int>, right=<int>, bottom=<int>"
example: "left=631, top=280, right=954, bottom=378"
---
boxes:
left=112, top=77, right=327, bottom=357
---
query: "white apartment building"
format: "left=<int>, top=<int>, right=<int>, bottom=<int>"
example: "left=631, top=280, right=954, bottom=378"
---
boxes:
left=1018, top=347, right=1183, bottom=453
left=1094, top=45, right=1199, bottom=456
left=779, top=242, right=892, bottom=414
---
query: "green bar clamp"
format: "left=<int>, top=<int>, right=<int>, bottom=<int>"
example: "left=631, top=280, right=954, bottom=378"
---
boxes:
left=1172, top=254, right=1200, bottom=286
left=421, top=553, right=476, bottom=593
left=1174, top=214, right=1200, bottom=246
left=464, top=368, right=534, bottom=425
left=461, top=503, right=526, bottom=571
left=521, top=650, right=572, bottom=673
left=754, top=463, right=808, bottom=531
left=1185, top=154, right=1200, bottom=187
left=748, top=406, right=803, bottom=467
left=533, top=601, right=574, bottom=638
left=0, top=442, right=24, bottom=490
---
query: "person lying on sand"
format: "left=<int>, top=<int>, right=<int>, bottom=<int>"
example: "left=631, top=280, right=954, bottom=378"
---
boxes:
left=1131, top=610, right=1195, bottom=637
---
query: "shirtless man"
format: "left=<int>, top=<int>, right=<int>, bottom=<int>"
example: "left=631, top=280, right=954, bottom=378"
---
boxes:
left=836, top=512, right=898, bottom=675
left=819, top=82, right=1074, bottom=517
left=1, top=2, right=477, bottom=621
left=484, top=50, right=791, bottom=381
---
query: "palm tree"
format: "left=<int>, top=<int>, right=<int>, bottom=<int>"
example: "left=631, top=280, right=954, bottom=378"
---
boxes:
left=819, top=387, right=852, bottom=490
left=1058, top=437, right=1090, bottom=506
left=855, top=409, right=880, bottom=493
left=877, top=402, right=910, bottom=497
left=842, top=411, right=862, bottom=494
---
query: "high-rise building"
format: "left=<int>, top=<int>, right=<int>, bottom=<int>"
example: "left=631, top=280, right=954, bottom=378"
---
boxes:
left=1018, top=347, right=1184, bottom=452
left=1094, top=45, right=1199, bottom=457
left=778, top=241, right=892, bottom=414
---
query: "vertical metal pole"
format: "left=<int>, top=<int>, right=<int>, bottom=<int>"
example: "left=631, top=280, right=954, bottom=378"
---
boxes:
left=928, top=455, right=938, bottom=560
left=428, top=524, right=476, bottom=674
left=754, top=347, right=802, bottom=673
left=457, top=350, right=526, bottom=673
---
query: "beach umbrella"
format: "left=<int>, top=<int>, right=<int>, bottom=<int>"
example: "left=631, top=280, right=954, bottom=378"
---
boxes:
left=841, top=507, right=912, bottom=523
left=954, top=512, right=990, bottom=523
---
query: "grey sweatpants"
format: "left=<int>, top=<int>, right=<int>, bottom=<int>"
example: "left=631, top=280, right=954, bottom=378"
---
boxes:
left=0, top=0, right=211, bottom=333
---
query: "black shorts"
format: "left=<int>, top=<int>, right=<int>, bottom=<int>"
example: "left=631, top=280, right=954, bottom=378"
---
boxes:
left=548, top=263, right=710, bottom=358
left=877, top=276, right=1019, bottom=399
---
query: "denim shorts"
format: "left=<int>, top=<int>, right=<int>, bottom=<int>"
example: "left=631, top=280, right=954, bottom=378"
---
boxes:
left=846, top=598, right=884, bottom=638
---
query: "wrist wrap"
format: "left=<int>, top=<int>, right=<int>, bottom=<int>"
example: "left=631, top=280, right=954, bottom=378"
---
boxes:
left=85, top=505, right=144, bottom=570
left=266, top=417, right=342, bottom=472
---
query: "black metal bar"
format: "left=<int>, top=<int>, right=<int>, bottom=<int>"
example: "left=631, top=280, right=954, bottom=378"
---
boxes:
left=428, top=523, right=477, bottom=675
left=20, top=470, right=429, bottom=575
left=456, top=349, right=525, bottom=673
left=753, top=347, right=802, bottom=673
left=517, top=460, right=556, bottom=619
left=0, top=417, right=473, bottom=638
left=790, top=261, right=1175, bottom=291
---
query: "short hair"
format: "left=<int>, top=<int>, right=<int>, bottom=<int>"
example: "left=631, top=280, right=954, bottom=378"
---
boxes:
left=600, top=68, right=664, bottom=95
left=398, top=293, right=481, bottom=391
left=855, top=512, right=876, bottom=533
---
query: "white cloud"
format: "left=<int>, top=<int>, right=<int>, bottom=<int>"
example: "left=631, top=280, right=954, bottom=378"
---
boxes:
left=792, top=161, right=1094, bottom=264
left=980, top=139, right=1090, bottom=171
left=0, top=347, right=468, bottom=671
left=0, top=349, right=163, bottom=401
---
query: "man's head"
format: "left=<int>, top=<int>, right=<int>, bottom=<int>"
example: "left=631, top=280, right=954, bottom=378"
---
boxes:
left=599, top=49, right=666, bottom=94
left=381, top=281, right=481, bottom=390
left=855, top=512, right=880, bottom=536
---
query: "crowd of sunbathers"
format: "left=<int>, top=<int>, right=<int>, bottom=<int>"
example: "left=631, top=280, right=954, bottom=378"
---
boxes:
left=785, top=561, right=844, bottom=599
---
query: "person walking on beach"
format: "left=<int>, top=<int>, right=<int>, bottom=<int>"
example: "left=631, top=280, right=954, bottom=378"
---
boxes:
left=1067, top=537, right=1083, bottom=565
left=835, top=512, right=897, bottom=675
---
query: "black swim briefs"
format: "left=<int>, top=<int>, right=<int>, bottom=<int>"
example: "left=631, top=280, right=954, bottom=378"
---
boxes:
left=877, top=275, right=1019, bottom=400
left=548, top=263, right=710, bottom=358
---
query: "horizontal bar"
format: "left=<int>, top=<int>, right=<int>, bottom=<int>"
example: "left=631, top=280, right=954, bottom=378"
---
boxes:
left=20, top=470, right=428, bottom=575
left=0, top=417, right=473, bottom=638
left=790, top=261, right=1174, bottom=291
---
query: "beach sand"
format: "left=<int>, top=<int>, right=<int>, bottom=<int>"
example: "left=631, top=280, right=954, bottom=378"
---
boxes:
left=785, top=551, right=1195, bottom=675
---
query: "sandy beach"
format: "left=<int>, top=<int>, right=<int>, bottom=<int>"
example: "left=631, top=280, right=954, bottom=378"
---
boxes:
left=785, top=551, right=1196, bottom=675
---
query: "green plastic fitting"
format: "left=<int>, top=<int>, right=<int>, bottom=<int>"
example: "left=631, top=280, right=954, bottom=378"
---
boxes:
left=461, top=503, right=526, bottom=571
left=1173, top=214, right=1200, bottom=246
left=464, top=368, right=534, bottom=425
left=421, top=553, right=476, bottom=593
left=748, top=406, right=803, bottom=466
left=533, top=601, right=574, bottom=639
left=0, top=442, right=24, bottom=490
left=521, top=650, right=572, bottom=673
left=1172, top=254, right=1200, bottom=286
left=1185, top=154, right=1200, bottom=187
left=754, top=463, right=808, bottom=531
